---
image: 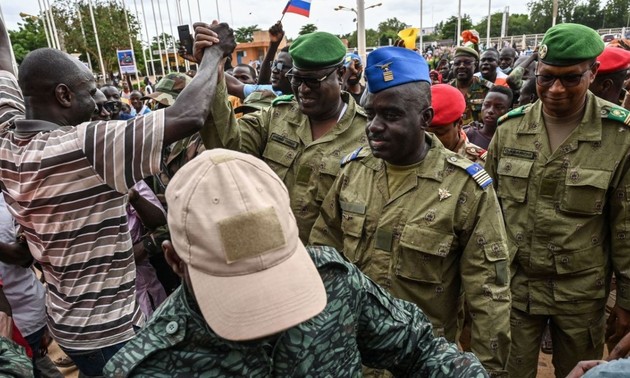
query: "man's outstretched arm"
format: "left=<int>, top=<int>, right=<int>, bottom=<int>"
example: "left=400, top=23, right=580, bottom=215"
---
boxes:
left=162, top=22, right=236, bottom=146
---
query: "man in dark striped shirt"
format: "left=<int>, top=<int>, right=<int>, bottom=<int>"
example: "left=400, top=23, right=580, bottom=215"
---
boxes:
left=0, top=19, right=235, bottom=376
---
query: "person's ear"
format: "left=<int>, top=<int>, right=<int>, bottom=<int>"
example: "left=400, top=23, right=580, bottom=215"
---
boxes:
left=421, top=107, right=434, bottom=129
left=163, top=240, right=185, bottom=277
left=55, top=84, right=73, bottom=108
left=337, top=66, right=346, bottom=83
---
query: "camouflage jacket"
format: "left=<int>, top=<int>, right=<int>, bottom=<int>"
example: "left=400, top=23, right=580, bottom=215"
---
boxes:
left=486, top=93, right=630, bottom=315
left=104, top=246, right=488, bottom=378
left=449, top=77, right=493, bottom=125
left=309, top=134, right=510, bottom=376
left=0, top=336, right=34, bottom=378
left=201, top=79, right=368, bottom=243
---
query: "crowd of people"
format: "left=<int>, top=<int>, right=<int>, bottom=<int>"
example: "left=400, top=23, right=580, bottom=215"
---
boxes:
left=0, top=12, right=629, bottom=378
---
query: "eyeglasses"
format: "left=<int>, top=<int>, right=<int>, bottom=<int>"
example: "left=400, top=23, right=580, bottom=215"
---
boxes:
left=271, top=61, right=291, bottom=71
left=95, top=101, right=121, bottom=114
left=286, top=67, right=339, bottom=89
left=535, top=63, right=595, bottom=88
left=453, top=59, right=476, bottom=67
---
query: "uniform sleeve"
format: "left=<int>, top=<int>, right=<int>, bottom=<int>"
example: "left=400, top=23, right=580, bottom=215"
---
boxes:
left=0, top=71, right=25, bottom=130
left=485, top=129, right=500, bottom=190
left=610, top=156, right=630, bottom=311
left=458, top=186, right=511, bottom=377
left=308, top=169, right=345, bottom=250
left=351, top=263, right=489, bottom=378
left=0, top=336, right=34, bottom=378
left=199, top=77, right=270, bottom=158
left=77, top=109, right=165, bottom=194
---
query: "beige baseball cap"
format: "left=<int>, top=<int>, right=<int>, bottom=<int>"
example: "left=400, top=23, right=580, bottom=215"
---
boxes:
left=165, top=149, right=327, bottom=341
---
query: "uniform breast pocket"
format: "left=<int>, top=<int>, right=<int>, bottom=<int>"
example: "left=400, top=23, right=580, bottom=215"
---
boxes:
left=560, top=168, right=611, bottom=215
left=340, top=201, right=366, bottom=263
left=262, top=139, right=298, bottom=180
left=316, top=157, right=341, bottom=202
left=496, top=157, right=534, bottom=203
left=396, top=226, right=454, bottom=284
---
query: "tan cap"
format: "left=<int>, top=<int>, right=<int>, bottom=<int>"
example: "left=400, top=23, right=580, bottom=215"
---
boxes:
left=165, top=149, right=327, bottom=341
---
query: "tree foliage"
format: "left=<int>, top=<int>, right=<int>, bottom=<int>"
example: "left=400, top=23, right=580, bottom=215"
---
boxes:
left=234, top=25, right=260, bottom=43
left=299, top=24, right=318, bottom=35
left=571, top=0, right=603, bottom=29
left=600, top=0, right=630, bottom=28
left=377, top=18, right=409, bottom=46
left=8, top=16, right=48, bottom=64
left=527, top=0, right=579, bottom=33
left=435, top=15, right=474, bottom=41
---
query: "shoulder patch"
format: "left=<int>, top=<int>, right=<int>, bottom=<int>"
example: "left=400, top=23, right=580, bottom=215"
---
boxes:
left=498, top=104, right=530, bottom=125
left=340, top=146, right=369, bottom=166
left=446, top=156, right=493, bottom=189
left=601, top=105, right=630, bottom=127
left=271, top=94, right=295, bottom=106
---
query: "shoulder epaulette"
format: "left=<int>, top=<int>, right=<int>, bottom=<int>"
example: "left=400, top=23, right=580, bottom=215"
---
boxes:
left=601, top=105, right=630, bottom=127
left=446, top=156, right=493, bottom=189
left=271, top=94, right=295, bottom=106
left=480, top=78, right=494, bottom=89
left=340, top=146, right=369, bottom=167
left=498, top=104, right=530, bottom=125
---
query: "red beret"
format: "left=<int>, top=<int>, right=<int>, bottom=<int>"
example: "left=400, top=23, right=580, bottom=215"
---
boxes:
left=430, top=84, right=466, bottom=127
left=597, top=47, right=630, bottom=74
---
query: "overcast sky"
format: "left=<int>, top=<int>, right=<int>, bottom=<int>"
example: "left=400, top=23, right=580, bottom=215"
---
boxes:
left=0, top=0, right=530, bottom=41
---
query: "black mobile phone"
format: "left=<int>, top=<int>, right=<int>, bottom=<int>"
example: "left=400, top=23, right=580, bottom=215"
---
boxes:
left=178, top=24, right=193, bottom=55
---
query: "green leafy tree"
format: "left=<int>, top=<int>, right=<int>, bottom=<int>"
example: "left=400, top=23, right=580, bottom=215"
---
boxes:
left=600, top=0, right=629, bottom=28
left=299, top=23, right=318, bottom=35
left=8, top=15, right=49, bottom=64
left=343, top=28, right=379, bottom=48
left=234, top=25, right=260, bottom=43
left=474, top=12, right=505, bottom=38
left=527, top=0, right=578, bottom=33
left=39, top=0, right=145, bottom=77
left=377, top=17, right=409, bottom=46
left=570, top=0, right=603, bottom=29
left=507, top=14, right=535, bottom=36
left=435, top=15, right=474, bottom=41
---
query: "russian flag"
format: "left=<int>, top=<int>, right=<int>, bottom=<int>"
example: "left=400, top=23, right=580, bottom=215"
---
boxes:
left=283, top=0, right=311, bottom=17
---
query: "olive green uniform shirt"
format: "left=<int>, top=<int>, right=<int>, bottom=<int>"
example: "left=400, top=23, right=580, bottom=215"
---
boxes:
left=485, top=93, right=630, bottom=315
left=309, top=134, right=511, bottom=376
left=201, top=79, right=367, bottom=243
left=449, top=77, right=494, bottom=125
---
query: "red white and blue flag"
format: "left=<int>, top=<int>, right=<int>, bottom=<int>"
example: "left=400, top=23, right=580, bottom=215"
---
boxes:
left=283, top=0, right=311, bottom=17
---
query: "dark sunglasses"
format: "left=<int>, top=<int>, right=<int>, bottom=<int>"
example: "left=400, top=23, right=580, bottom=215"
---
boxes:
left=535, top=63, right=595, bottom=88
left=271, top=61, right=291, bottom=71
left=286, top=67, right=339, bottom=89
left=95, top=101, right=121, bottom=114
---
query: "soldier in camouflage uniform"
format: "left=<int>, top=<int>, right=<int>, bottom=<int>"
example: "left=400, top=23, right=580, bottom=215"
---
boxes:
left=104, top=149, right=488, bottom=378
left=449, top=47, right=494, bottom=125
left=309, top=47, right=511, bottom=377
left=0, top=337, right=33, bottom=378
left=427, top=83, right=487, bottom=164
left=485, top=23, right=630, bottom=378
left=200, top=31, right=367, bottom=243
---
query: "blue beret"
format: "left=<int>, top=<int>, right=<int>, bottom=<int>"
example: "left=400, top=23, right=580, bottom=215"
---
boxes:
left=365, top=47, right=430, bottom=93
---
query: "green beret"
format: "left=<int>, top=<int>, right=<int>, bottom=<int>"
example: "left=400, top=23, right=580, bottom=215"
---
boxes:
left=539, top=23, right=604, bottom=66
left=289, top=31, right=346, bottom=70
left=454, top=46, right=479, bottom=61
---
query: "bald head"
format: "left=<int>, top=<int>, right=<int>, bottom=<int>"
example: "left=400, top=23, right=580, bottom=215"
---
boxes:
left=18, top=48, right=94, bottom=98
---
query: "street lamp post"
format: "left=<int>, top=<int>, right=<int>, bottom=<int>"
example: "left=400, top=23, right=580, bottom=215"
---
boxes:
left=334, top=2, right=381, bottom=64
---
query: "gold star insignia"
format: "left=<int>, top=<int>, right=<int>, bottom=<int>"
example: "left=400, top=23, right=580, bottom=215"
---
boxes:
left=438, top=188, right=451, bottom=201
